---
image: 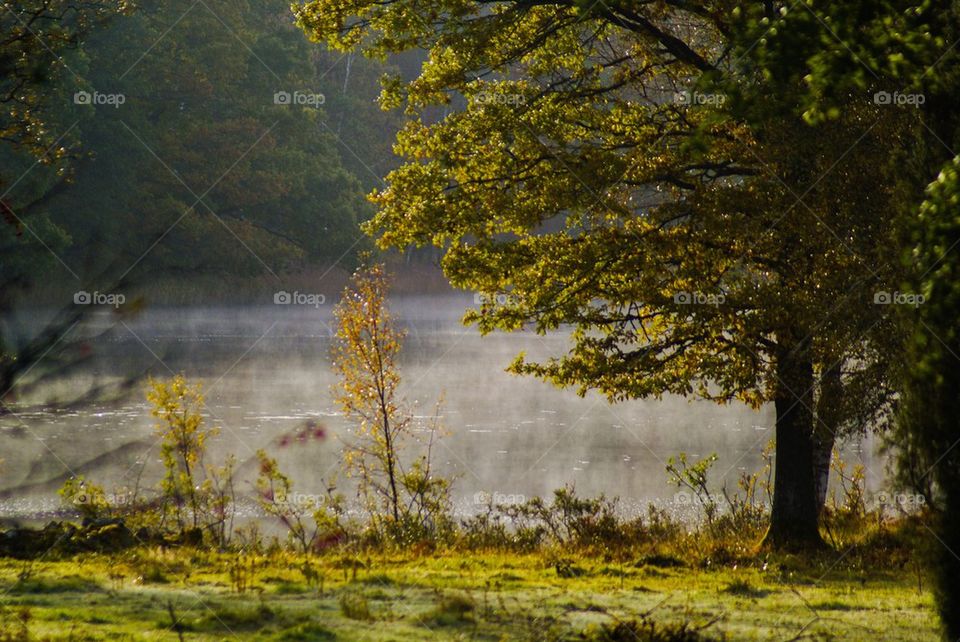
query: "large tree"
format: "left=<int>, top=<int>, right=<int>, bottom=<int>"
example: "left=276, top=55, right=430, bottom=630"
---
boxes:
left=297, top=0, right=905, bottom=547
left=733, top=0, right=960, bottom=633
left=1, top=0, right=126, bottom=285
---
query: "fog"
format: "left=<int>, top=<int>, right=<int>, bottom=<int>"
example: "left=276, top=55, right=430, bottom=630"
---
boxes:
left=0, top=296, right=883, bottom=523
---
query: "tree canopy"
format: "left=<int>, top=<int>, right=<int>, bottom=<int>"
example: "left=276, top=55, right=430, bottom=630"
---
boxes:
left=297, top=0, right=910, bottom=546
left=736, top=0, right=960, bottom=633
left=2, top=0, right=404, bottom=294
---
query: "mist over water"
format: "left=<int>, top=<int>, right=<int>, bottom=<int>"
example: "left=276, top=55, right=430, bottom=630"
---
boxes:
left=0, top=296, right=884, bottom=524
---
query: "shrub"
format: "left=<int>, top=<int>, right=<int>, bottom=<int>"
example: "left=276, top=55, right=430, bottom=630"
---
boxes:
left=58, top=375, right=239, bottom=547
left=148, top=375, right=222, bottom=538
left=255, top=450, right=348, bottom=553
left=461, top=485, right=645, bottom=551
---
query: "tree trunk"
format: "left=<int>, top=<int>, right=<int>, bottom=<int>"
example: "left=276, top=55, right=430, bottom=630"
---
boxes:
left=763, top=346, right=825, bottom=549
left=904, top=360, right=960, bottom=638
left=811, top=433, right=834, bottom=514
left=938, top=468, right=960, bottom=639
left=813, top=362, right=842, bottom=514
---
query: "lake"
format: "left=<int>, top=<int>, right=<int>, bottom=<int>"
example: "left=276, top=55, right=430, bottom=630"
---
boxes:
left=0, top=296, right=882, bottom=524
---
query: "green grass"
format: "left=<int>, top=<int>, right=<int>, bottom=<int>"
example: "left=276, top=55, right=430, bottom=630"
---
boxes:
left=0, top=548, right=939, bottom=641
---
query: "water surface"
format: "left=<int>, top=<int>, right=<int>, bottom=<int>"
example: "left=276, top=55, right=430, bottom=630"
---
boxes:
left=0, top=297, right=882, bottom=523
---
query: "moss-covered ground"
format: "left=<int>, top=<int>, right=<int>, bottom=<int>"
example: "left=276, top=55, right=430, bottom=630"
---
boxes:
left=0, top=546, right=938, bottom=641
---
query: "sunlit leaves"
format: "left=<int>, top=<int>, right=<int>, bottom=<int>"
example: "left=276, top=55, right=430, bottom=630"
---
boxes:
left=331, top=263, right=407, bottom=519
left=331, top=264, right=451, bottom=538
left=303, top=0, right=904, bottom=429
left=913, top=156, right=960, bottom=361
left=148, top=375, right=219, bottom=533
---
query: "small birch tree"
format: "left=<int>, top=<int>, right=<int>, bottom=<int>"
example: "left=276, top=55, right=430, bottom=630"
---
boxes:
left=331, top=264, right=450, bottom=539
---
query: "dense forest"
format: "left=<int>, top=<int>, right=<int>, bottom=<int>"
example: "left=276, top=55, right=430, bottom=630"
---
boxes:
left=1, top=0, right=410, bottom=302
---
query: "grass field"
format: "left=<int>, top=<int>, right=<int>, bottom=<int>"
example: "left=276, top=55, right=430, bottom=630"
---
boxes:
left=0, top=547, right=939, bottom=641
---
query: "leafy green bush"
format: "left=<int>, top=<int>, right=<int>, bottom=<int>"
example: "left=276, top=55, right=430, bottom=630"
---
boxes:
left=461, top=485, right=646, bottom=552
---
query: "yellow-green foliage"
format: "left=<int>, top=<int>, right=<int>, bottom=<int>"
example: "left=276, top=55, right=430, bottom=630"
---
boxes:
left=0, top=540, right=939, bottom=641
left=331, top=264, right=451, bottom=543
left=58, top=475, right=109, bottom=520
left=148, top=375, right=216, bottom=533
left=0, top=606, right=30, bottom=642
left=54, top=376, right=236, bottom=546
left=145, top=375, right=236, bottom=544
left=331, top=263, right=407, bottom=525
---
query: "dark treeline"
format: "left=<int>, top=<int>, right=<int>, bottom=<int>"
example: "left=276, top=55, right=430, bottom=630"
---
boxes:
left=1, top=0, right=410, bottom=303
